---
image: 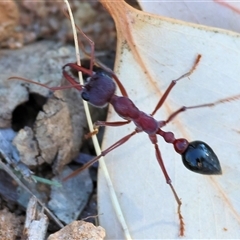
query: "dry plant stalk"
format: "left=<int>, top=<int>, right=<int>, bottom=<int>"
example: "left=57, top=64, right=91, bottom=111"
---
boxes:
left=63, top=0, right=132, bottom=239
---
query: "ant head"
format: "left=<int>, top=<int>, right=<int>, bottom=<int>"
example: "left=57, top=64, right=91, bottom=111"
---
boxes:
left=82, top=72, right=116, bottom=107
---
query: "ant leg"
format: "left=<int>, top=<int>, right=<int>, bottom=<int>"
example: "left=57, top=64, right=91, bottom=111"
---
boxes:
left=73, top=23, right=129, bottom=97
left=151, top=55, right=201, bottom=116
left=149, top=135, right=184, bottom=236
left=111, top=73, right=129, bottom=98
left=63, top=12, right=95, bottom=73
left=63, top=63, right=93, bottom=76
left=63, top=130, right=137, bottom=181
left=64, top=18, right=129, bottom=97
left=67, top=19, right=128, bottom=98
left=63, top=12, right=129, bottom=97
left=63, top=60, right=128, bottom=98
left=160, top=93, right=240, bottom=126
left=71, top=25, right=129, bottom=97
left=85, top=120, right=131, bottom=138
left=71, top=22, right=95, bottom=73
left=8, top=76, right=83, bottom=91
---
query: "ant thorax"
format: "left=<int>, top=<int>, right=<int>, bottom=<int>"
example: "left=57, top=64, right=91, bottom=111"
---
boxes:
left=110, top=95, right=159, bottom=135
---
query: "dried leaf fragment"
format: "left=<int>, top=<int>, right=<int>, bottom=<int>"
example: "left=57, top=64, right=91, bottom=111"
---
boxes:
left=98, top=0, right=240, bottom=239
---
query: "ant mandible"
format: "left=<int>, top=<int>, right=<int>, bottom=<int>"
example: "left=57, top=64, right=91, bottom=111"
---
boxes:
left=10, top=29, right=229, bottom=236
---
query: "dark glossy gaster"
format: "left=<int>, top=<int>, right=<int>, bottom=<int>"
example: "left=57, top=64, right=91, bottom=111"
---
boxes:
left=182, top=141, right=222, bottom=175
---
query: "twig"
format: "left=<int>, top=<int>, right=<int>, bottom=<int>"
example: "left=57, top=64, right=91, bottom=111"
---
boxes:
left=63, top=1, right=132, bottom=239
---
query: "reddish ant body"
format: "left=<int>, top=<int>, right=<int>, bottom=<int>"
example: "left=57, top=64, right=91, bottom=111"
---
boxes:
left=61, top=54, right=222, bottom=236
left=62, top=54, right=223, bottom=178
left=10, top=30, right=234, bottom=236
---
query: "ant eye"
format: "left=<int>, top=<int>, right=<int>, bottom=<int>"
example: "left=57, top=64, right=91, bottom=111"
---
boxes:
left=81, top=91, right=89, bottom=101
left=181, top=141, right=222, bottom=175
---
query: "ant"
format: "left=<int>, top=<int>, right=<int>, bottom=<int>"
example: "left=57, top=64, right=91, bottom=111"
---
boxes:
left=11, top=27, right=239, bottom=236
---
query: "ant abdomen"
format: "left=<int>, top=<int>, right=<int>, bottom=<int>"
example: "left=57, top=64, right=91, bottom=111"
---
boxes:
left=181, top=141, right=222, bottom=175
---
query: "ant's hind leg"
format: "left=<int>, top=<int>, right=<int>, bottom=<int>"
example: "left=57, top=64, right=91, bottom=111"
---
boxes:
left=149, top=134, right=184, bottom=236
